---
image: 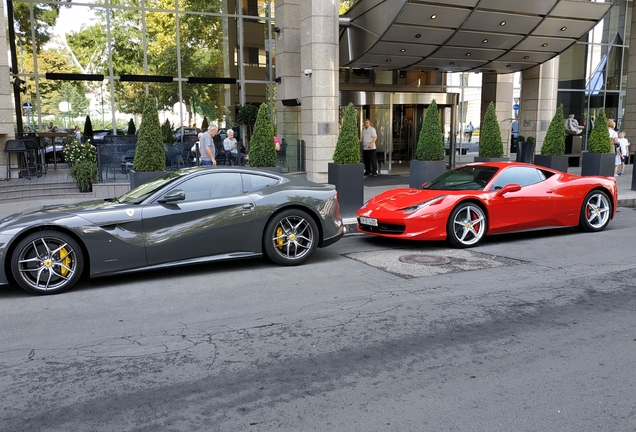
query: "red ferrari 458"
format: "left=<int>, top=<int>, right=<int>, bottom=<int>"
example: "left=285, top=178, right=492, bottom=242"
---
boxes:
left=357, top=162, right=618, bottom=247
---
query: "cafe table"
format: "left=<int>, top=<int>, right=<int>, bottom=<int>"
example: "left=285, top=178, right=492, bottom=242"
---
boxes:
left=37, top=131, right=70, bottom=170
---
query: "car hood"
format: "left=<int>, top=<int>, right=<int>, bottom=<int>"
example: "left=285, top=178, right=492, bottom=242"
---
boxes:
left=362, top=188, right=468, bottom=212
left=0, top=199, right=120, bottom=230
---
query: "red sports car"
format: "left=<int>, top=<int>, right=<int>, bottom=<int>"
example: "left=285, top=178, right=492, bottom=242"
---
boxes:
left=357, top=162, right=617, bottom=247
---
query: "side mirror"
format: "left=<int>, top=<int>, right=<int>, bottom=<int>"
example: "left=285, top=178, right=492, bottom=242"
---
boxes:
left=158, top=189, right=186, bottom=203
left=494, top=183, right=522, bottom=197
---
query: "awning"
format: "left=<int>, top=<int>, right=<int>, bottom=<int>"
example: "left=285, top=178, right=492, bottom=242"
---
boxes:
left=339, top=0, right=613, bottom=74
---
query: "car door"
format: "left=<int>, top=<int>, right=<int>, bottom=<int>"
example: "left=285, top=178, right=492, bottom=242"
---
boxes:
left=487, top=166, right=556, bottom=233
left=141, top=172, right=256, bottom=266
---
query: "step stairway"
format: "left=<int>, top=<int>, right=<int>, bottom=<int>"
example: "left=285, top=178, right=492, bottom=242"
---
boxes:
left=0, top=166, right=95, bottom=203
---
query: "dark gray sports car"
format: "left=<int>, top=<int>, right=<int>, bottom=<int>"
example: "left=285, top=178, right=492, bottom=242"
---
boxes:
left=0, top=167, right=344, bottom=295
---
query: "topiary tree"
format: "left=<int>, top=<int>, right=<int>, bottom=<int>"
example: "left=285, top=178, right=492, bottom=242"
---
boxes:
left=237, top=104, right=259, bottom=141
left=478, top=102, right=504, bottom=158
left=541, top=104, right=566, bottom=156
left=333, top=102, right=360, bottom=164
left=133, top=96, right=166, bottom=172
left=587, top=110, right=612, bottom=153
left=201, top=116, right=209, bottom=132
left=248, top=103, right=277, bottom=167
left=161, top=119, right=176, bottom=144
left=127, top=118, right=136, bottom=135
left=415, top=99, right=445, bottom=161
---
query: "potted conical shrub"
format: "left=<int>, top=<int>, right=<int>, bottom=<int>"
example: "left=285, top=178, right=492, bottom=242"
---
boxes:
left=248, top=103, right=278, bottom=169
left=581, top=111, right=614, bottom=176
left=535, top=104, right=568, bottom=172
left=328, top=102, right=364, bottom=217
left=130, top=96, right=167, bottom=189
left=475, top=102, right=507, bottom=162
left=410, top=99, right=446, bottom=188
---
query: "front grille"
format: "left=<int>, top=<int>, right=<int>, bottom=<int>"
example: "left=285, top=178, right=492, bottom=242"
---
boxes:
left=359, top=222, right=405, bottom=235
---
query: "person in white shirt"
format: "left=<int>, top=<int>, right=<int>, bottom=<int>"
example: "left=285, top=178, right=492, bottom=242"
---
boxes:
left=223, top=129, right=246, bottom=166
left=359, top=119, right=378, bottom=177
left=617, top=131, right=630, bottom=176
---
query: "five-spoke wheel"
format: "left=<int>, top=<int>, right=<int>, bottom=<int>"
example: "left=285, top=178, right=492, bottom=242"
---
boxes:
left=447, top=202, right=487, bottom=248
left=11, top=231, right=84, bottom=295
left=264, top=209, right=318, bottom=265
left=579, top=190, right=611, bottom=232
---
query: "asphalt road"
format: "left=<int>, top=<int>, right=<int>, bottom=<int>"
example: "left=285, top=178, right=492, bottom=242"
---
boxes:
left=1, top=206, right=635, bottom=431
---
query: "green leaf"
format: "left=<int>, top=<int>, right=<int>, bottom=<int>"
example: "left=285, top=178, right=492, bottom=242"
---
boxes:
left=478, top=102, right=504, bottom=158
left=333, top=103, right=360, bottom=164
left=415, top=99, right=445, bottom=161
left=540, top=104, right=566, bottom=156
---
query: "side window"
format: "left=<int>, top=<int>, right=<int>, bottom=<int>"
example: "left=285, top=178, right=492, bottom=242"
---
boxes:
left=491, top=167, right=544, bottom=190
left=242, top=173, right=279, bottom=193
left=167, top=172, right=243, bottom=202
left=209, top=173, right=243, bottom=198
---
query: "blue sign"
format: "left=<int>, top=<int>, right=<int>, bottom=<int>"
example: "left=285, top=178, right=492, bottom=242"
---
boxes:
left=513, top=104, right=520, bottom=111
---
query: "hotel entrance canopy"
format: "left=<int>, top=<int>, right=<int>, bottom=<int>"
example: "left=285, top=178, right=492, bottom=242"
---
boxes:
left=340, top=0, right=612, bottom=74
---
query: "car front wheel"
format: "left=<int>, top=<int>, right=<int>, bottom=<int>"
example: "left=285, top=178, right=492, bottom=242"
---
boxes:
left=264, top=209, right=318, bottom=265
left=447, top=202, right=487, bottom=248
left=579, top=190, right=611, bottom=232
left=10, top=230, right=84, bottom=295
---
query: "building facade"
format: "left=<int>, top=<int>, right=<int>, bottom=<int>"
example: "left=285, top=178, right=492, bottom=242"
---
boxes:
left=1, top=0, right=632, bottom=183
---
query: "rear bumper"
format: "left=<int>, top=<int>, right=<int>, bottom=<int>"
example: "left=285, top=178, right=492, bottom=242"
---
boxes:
left=320, top=225, right=344, bottom=247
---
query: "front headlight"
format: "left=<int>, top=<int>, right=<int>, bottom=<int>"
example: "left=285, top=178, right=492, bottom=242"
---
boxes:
left=402, top=195, right=446, bottom=214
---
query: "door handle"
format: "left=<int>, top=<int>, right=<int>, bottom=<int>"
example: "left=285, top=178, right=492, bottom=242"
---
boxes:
left=546, top=189, right=554, bottom=194
left=241, top=203, right=255, bottom=210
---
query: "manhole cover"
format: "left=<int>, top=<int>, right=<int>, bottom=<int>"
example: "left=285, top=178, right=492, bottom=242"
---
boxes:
left=399, top=254, right=452, bottom=266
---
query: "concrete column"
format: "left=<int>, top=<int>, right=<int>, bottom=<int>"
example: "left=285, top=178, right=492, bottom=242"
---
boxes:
left=519, top=58, right=560, bottom=153
left=0, top=1, right=15, bottom=167
left=481, top=73, right=514, bottom=155
left=623, top=7, right=636, bottom=189
left=299, top=1, right=339, bottom=183
left=275, top=0, right=302, bottom=151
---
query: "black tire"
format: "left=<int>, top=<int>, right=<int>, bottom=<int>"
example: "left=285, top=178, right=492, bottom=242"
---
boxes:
left=579, top=190, right=611, bottom=232
left=10, top=230, right=84, bottom=295
left=263, top=209, right=318, bottom=265
left=446, top=202, right=488, bottom=248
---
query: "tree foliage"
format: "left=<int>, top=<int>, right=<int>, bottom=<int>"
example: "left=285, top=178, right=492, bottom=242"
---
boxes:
left=587, top=111, right=612, bottom=153
left=133, top=97, right=166, bottom=172
left=332, top=103, right=360, bottom=164
left=248, top=103, right=277, bottom=167
left=541, top=104, right=566, bottom=156
left=12, top=2, right=70, bottom=53
left=478, top=102, right=504, bottom=158
left=415, top=100, right=445, bottom=161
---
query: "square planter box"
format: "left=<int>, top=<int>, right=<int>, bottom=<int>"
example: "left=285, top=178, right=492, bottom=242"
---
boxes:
left=409, top=160, right=446, bottom=188
left=534, top=155, right=569, bottom=173
left=581, top=152, right=615, bottom=177
left=328, top=163, right=364, bottom=218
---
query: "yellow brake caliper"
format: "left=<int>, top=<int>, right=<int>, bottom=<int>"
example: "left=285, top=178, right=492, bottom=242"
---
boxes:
left=58, top=247, right=71, bottom=276
left=276, top=227, right=284, bottom=249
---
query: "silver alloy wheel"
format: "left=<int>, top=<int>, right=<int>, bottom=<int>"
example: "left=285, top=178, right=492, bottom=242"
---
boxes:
left=15, top=234, right=79, bottom=292
left=584, top=191, right=611, bottom=229
left=271, top=214, right=315, bottom=261
left=451, top=204, right=487, bottom=246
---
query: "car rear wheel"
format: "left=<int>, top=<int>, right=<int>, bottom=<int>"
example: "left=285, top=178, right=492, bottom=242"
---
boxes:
left=264, top=209, right=318, bottom=265
left=447, top=202, right=487, bottom=248
left=10, top=231, right=84, bottom=295
left=579, top=190, right=611, bottom=232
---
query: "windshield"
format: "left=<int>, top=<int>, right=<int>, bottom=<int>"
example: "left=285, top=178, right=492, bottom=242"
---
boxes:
left=423, top=166, right=499, bottom=191
left=117, top=171, right=186, bottom=204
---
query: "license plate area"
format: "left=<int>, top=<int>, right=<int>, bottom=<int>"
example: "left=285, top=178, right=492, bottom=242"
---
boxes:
left=359, top=217, right=378, bottom=227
